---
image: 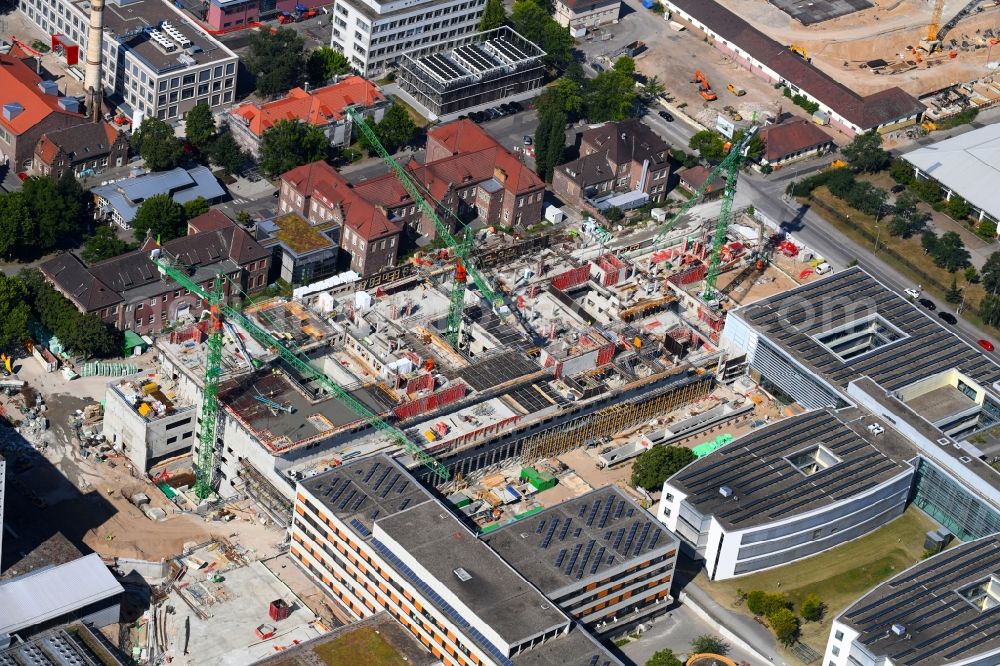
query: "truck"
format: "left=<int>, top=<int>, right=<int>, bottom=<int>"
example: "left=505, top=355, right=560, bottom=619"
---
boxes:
left=616, top=40, right=646, bottom=57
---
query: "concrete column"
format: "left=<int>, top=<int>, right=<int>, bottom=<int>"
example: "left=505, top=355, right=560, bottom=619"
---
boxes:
left=85, top=0, right=105, bottom=122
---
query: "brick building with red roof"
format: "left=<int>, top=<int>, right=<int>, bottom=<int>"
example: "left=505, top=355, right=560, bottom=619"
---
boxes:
left=0, top=53, right=90, bottom=172
left=33, top=122, right=130, bottom=179
left=228, top=77, right=388, bottom=158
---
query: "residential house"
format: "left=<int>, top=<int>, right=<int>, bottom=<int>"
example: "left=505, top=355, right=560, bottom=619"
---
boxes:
left=553, top=0, right=621, bottom=31
left=40, top=213, right=270, bottom=334
left=676, top=165, right=725, bottom=199
left=552, top=119, right=672, bottom=210
left=228, top=77, right=387, bottom=158
left=93, top=166, right=227, bottom=230
left=33, top=122, right=130, bottom=179
left=0, top=53, right=89, bottom=172
left=758, top=118, right=834, bottom=166
left=278, top=160, right=401, bottom=278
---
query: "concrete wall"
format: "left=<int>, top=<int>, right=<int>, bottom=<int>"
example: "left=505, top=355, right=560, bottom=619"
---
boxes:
left=104, top=383, right=196, bottom=471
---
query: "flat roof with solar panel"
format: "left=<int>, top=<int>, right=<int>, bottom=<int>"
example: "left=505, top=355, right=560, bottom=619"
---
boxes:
left=299, top=454, right=436, bottom=537
left=667, top=408, right=917, bottom=530
left=483, top=487, right=678, bottom=597
left=835, top=534, right=1000, bottom=666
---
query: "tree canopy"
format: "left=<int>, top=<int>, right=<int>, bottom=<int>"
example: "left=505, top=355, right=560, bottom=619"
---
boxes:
left=134, top=117, right=184, bottom=171
left=842, top=130, right=890, bottom=173
left=209, top=131, right=246, bottom=175
left=689, top=130, right=728, bottom=163
left=0, top=275, right=30, bottom=351
left=82, top=226, right=133, bottom=263
left=184, top=103, right=216, bottom=153
left=690, top=635, right=729, bottom=655
left=645, top=649, right=683, bottom=666
left=260, top=120, right=329, bottom=177
left=246, top=28, right=306, bottom=97
left=131, top=194, right=187, bottom=243
left=478, top=0, right=507, bottom=31
left=533, top=105, right=567, bottom=183
left=585, top=69, right=635, bottom=122
left=887, top=191, right=924, bottom=237
left=23, top=271, right=122, bottom=358
left=510, top=0, right=573, bottom=69
left=357, top=103, right=417, bottom=155
left=982, top=250, right=1000, bottom=295
left=307, top=47, right=351, bottom=85
left=631, top=445, right=696, bottom=492
left=928, top=231, right=971, bottom=272
left=0, top=173, right=90, bottom=260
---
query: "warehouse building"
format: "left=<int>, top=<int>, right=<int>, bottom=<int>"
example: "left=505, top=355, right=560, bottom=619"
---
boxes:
left=20, top=0, right=239, bottom=122
left=397, top=27, right=545, bottom=117
left=485, top=487, right=678, bottom=631
left=290, top=454, right=623, bottom=666
left=903, top=122, right=1000, bottom=226
left=823, top=534, right=1000, bottom=666
left=658, top=408, right=916, bottom=580
left=720, top=267, right=1000, bottom=545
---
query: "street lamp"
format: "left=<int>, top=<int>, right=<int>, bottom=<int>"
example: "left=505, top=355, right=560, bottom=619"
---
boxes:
left=873, top=203, right=886, bottom=254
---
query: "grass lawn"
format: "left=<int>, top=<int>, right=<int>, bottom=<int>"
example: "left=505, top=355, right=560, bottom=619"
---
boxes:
left=311, top=626, right=410, bottom=666
left=806, top=188, right=990, bottom=316
left=696, top=507, right=943, bottom=656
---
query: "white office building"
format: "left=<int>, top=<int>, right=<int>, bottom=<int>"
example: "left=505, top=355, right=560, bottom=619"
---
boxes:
left=20, top=0, right=239, bottom=121
left=330, top=0, right=486, bottom=77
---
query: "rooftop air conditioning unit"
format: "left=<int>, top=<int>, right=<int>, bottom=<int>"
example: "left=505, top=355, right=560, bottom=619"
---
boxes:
left=719, top=485, right=733, bottom=498
left=891, top=624, right=906, bottom=636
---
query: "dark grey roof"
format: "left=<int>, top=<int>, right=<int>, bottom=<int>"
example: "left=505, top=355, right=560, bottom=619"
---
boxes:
left=40, top=122, right=125, bottom=161
left=513, top=625, right=624, bottom=666
left=39, top=253, right=123, bottom=312
left=89, top=251, right=160, bottom=294
left=668, top=408, right=916, bottom=530
left=375, top=500, right=568, bottom=648
left=667, top=0, right=924, bottom=129
left=298, top=455, right=436, bottom=537
left=735, top=267, right=1000, bottom=393
left=484, top=487, right=677, bottom=596
left=558, top=119, right=669, bottom=187
left=839, top=535, right=1000, bottom=666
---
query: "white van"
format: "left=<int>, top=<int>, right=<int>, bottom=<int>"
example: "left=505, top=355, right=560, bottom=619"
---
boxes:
left=815, top=262, right=833, bottom=275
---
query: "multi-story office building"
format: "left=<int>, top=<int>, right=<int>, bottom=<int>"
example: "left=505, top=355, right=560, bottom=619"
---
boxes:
left=329, top=0, right=486, bottom=77
left=658, top=408, right=917, bottom=580
left=20, top=0, right=239, bottom=122
left=823, top=534, right=1000, bottom=666
left=291, top=454, right=625, bottom=666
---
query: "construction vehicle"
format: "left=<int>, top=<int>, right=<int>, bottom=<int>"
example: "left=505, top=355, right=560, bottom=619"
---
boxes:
left=921, top=119, right=937, bottom=132
left=830, top=159, right=848, bottom=169
left=726, top=83, right=746, bottom=96
left=692, top=70, right=717, bottom=101
left=921, top=0, right=980, bottom=53
left=788, top=44, right=809, bottom=61
left=724, top=106, right=743, bottom=121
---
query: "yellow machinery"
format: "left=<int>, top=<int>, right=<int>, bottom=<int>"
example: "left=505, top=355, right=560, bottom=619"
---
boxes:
left=788, top=44, right=809, bottom=61
left=920, top=0, right=944, bottom=52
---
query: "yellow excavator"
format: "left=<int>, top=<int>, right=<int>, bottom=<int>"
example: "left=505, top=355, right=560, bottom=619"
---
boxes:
left=788, top=44, right=809, bottom=61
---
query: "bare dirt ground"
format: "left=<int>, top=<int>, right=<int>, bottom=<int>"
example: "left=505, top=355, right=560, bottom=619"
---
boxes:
left=714, top=0, right=1000, bottom=96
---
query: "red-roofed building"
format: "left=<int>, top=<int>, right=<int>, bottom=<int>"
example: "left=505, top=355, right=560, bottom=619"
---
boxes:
left=228, top=77, right=388, bottom=158
left=33, top=122, right=130, bottom=179
left=758, top=118, right=835, bottom=166
left=0, top=54, right=90, bottom=172
left=278, top=161, right=401, bottom=277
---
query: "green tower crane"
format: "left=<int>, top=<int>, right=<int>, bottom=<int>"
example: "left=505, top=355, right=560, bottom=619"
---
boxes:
left=153, top=258, right=450, bottom=489
left=194, top=273, right=225, bottom=499
left=346, top=107, right=503, bottom=345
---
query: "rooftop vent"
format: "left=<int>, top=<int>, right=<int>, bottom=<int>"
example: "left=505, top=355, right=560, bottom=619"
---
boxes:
left=58, top=97, right=80, bottom=113
left=867, top=423, right=885, bottom=436
left=38, top=80, right=59, bottom=96
left=719, top=485, right=733, bottom=498
left=2, top=102, right=23, bottom=121
left=960, top=456, right=973, bottom=463
left=890, top=624, right=906, bottom=637
left=453, top=567, right=472, bottom=582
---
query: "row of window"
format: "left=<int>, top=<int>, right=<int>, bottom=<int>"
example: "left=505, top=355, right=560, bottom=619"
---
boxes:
left=370, top=1, right=480, bottom=32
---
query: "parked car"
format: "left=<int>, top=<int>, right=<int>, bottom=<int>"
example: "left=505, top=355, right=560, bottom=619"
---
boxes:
left=523, top=135, right=533, bottom=146
left=658, top=110, right=674, bottom=122
left=891, top=184, right=906, bottom=194
left=938, top=312, right=957, bottom=325
left=508, top=100, right=524, bottom=112
left=979, top=339, right=995, bottom=352
left=904, top=287, right=921, bottom=299
left=918, top=298, right=936, bottom=310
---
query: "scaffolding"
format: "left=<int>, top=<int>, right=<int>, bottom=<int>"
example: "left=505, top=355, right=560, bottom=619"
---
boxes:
left=519, top=373, right=712, bottom=462
left=237, top=458, right=293, bottom=526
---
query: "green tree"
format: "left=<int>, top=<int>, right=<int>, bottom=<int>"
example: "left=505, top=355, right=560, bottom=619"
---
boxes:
left=67, top=313, right=121, bottom=358
left=510, top=0, right=572, bottom=69
left=478, top=0, right=507, bottom=31
left=533, top=105, right=567, bottom=183
left=982, top=251, right=1000, bottom=294
left=260, top=120, right=329, bottom=177
left=945, top=275, right=962, bottom=304
left=978, top=218, right=997, bottom=240
left=921, top=229, right=939, bottom=255
left=931, top=231, right=971, bottom=272
left=845, top=181, right=887, bottom=217
left=733, top=128, right=765, bottom=162
left=585, top=70, right=636, bottom=122
left=981, top=293, right=1000, bottom=326
left=130, top=194, right=187, bottom=243
left=134, top=117, right=184, bottom=171
left=21, top=174, right=86, bottom=251
left=630, top=445, right=696, bottom=492
left=645, top=649, right=683, bottom=666
left=209, top=131, right=246, bottom=175
left=537, top=78, right=584, bottom=118
left=946, top=195, right=971, bottom=221
left=183, top=196, right=210, bottom=220
left=746, top=591, right=790, bottom=616
left=184, top=103, right=216, bottom=153
left=0, top=193, right=31, bottom=258
left=841, top=130, right=889, bottom=173
left=363, top=103, right=417, bottom=154
left=0, top=275, right=30, bottom=350
left=888, top=191, right=923, bottom=237
left=800, top=594, right=826, bottom=622
left=603, top=207, right=624, bottom=223
left=81, top=226, right=133, bottom=263
left=689, top=130, right=727, bottom=163
left=613, top=55, right=635, bottom=76
left=768, top=608, right=800, bottom=646
left=245, top=27, right=306, bottom=97
left=690, top=634, right=729, bottom=655
left=965, top=266, right=980, bottom=283
left=639, top=75, right=666, bottom=104
left=307, top=47, right=351, bottom=85
left=889, top=157, right=915, bottom=185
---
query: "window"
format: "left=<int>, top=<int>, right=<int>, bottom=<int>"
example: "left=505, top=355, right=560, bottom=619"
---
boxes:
left=183, top=73, right=196, bottom=85
left=171, top=77, right=180, bottom=89
left=211, top=94, right=220, bottom=106
left=225, top=62, right=235, bottom=75
left=182, top=88, right=194, bottom=100
left=213, top=65, right=223, bottom=78
left=199, top=69, right=210, bottom=82
left=831, top=646, right=840, bottom=656
left=150, top=298, right=157, bottom=306
left=834, top=631, right=844, bottom=641
left=198, top=83, right=209, bottom=96
left=148, top=315, right=154, bottom=324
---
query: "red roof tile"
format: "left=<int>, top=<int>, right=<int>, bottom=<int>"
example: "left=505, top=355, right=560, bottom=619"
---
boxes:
left=0, top=54, right=85, bottom=135
left=759, top=119, right=834, bottom=162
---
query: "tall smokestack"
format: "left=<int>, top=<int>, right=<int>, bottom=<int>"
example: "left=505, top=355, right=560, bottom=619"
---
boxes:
left=84, top=0, right=105, bottom=122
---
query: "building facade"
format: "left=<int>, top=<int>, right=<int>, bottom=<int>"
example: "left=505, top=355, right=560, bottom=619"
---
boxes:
left=330, top=0, right=486, bottom=77
left=228, top=77, right=388, bottom=158
left=19, top=0, right=239, bottom=122
left=33, top=121, right=130, bottom=178
left=0, top=53, right=89, bottom=171
left=103, top=374, right=197, bottom=471
left=553, top=0, right=620, bottom=30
